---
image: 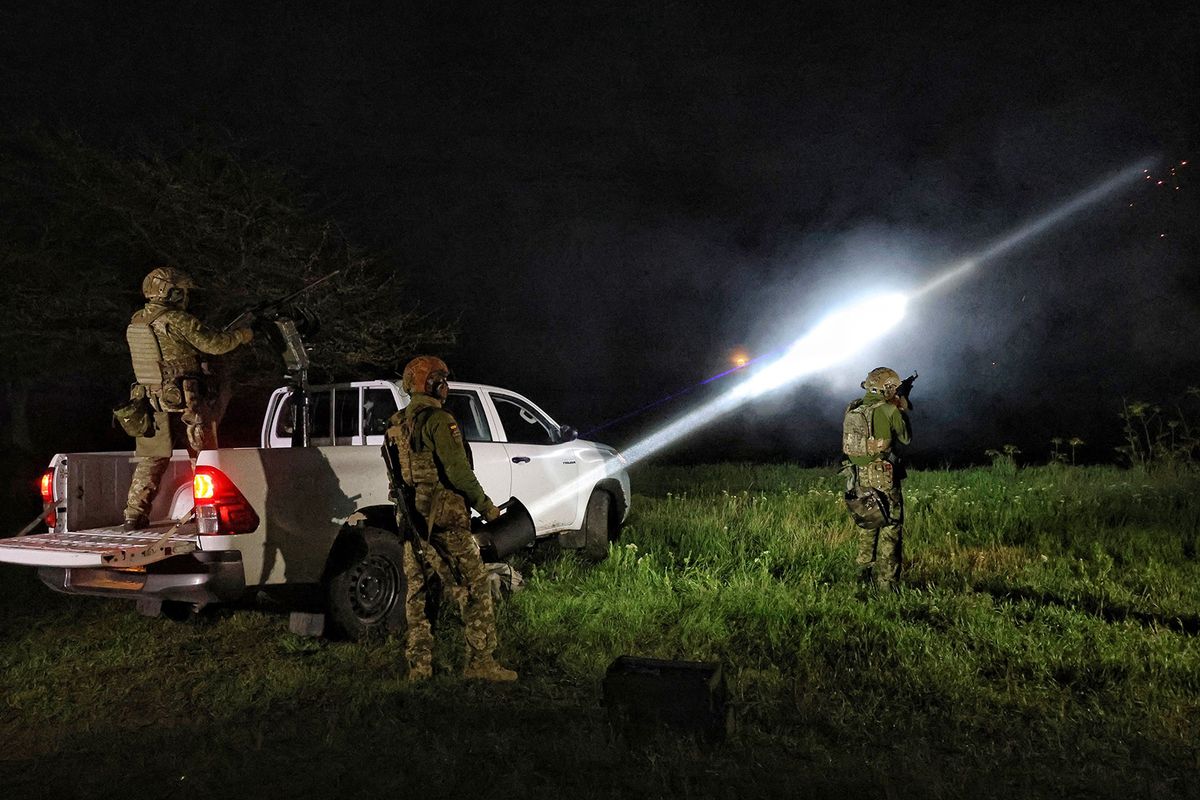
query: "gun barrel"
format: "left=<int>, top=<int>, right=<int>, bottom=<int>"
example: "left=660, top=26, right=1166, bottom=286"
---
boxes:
left=223, top=269, right=341, bottom=331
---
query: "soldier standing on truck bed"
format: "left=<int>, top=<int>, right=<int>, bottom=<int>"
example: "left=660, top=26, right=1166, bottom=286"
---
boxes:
left=386, top=355, right=517, bottom=682
left=119, top=267, right=253, bottom=531
left=841, top=366, right=913, bottom=591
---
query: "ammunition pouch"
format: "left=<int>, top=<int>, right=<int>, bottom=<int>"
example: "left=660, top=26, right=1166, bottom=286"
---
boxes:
left=427, top=484, right=470, bottom=530
left=845, top=487, right=890, bottom=530
left=113, top=395, right=154, bottom=438
left=385, top=408, right=472, bottom=533
left=860, top=459, right=895, bottom=491
left=840, top=460, right=895, bottom=530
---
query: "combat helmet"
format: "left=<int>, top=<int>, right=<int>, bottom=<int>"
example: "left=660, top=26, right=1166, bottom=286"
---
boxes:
left=862, top=367, right=902, bottom=397
left=142, top=267, right=197, bottom=306
left=402, top=356, right=451, bottom=397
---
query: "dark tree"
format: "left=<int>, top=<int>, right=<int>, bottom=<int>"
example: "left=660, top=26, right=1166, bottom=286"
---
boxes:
left=0, top=127, right=454, bottom=456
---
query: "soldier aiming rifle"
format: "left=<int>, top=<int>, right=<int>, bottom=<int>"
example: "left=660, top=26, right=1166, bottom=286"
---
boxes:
left=841, top=367, right=916, bottom=591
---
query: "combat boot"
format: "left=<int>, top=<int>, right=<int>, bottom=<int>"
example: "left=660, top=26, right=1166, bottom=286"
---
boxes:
left=123, top=515, right=149, bottom=532
left=463, top=656, right=518, bottom=682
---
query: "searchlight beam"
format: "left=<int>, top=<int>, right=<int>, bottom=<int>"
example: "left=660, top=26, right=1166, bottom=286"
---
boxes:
left=530, top=159, right=1154, bottom=518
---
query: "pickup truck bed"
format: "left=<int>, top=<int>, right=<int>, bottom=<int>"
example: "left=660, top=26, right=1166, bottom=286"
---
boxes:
left=0, top=522, right=199, bottom=567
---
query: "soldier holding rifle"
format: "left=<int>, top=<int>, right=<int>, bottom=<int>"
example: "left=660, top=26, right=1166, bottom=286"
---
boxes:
left=841, top=367, right=915, bottom=591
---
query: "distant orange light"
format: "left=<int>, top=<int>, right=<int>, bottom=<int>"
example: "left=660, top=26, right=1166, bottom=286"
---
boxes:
left=193, top=473, right=215, bottom=500
left=731, top=351, right=750, bottom=368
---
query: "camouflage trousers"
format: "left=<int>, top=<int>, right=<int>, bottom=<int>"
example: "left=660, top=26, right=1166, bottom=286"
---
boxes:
left=124, top=410, right=216, bottom=523
left=855, top=483, right=904, bottom=586
left=403, top=526, right=498, bottom=675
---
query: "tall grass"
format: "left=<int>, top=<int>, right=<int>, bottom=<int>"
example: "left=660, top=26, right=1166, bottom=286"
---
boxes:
left=1, top=463, right=1198, bottom=798
left=505, top=464, right=1200, bottom=781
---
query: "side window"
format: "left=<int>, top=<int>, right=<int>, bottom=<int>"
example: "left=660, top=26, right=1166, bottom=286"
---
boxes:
left=310, top=391, right=331, bottom=443
left=363, top=389, right=399, bottom=436
left=490, top=393, right=556, bottom=445
left=335, top=388, right=359, bottom=444
left=444, top=391, right=492, bottom=442
left=273, top=389, right=332, bottom=442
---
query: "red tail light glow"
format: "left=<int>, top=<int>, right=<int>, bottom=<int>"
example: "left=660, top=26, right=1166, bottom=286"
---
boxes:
left=39, top=469, right=56, bottom=529
left=193, top=472, right=215, bottom=500
left=192, top=466, right=259, bottom=535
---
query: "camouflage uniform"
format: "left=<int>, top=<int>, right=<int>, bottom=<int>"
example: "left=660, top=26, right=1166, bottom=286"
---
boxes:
left=845, top=389, right=911, bottom=587
left=123, top=287, right=250, bottom=526
left=386, top=386, right=514, bottom=681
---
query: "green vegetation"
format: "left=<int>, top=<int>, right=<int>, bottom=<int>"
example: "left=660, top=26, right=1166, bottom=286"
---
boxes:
left=2, top=464, right=1199, bottom=798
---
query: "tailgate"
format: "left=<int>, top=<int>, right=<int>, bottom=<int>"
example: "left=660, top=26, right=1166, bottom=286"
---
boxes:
left=0, top=520, right=199, bottom=568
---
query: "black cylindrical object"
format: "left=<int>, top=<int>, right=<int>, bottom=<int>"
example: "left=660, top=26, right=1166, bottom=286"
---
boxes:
left=473, top=497, right=535, bottom=561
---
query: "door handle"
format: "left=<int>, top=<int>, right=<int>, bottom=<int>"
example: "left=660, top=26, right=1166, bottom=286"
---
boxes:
left=511, top=456, right=531, bottom=464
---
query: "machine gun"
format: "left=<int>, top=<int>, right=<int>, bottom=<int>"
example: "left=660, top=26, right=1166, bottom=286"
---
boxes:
left=222, top=269, right=341, bottom=447
left=223, top=269, right=341, bottom=333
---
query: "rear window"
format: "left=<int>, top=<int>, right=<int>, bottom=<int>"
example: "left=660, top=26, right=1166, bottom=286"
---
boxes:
left=444, top=391, right=492, bottom=442
left=274, top=390, right=331, bottom=441
left=363, top=388, right=399, bottom=436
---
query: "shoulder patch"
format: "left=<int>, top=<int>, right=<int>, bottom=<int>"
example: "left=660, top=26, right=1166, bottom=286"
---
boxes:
left=448, top=421, right=462, bottom=442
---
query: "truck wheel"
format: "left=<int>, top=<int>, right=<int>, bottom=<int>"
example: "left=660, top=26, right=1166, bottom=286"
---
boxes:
left=325, top=526, right=408, bottom=641
left=582, top=490, right=613, bottom=562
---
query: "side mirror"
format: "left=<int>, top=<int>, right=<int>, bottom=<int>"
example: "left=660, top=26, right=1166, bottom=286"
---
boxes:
left=557, top=425, right=578, bottom=443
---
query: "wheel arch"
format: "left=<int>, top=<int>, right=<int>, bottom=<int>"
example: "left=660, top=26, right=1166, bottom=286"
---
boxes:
left=594, top=478, right=627, bottom=533
left=321, top=505, right=401, bottom=583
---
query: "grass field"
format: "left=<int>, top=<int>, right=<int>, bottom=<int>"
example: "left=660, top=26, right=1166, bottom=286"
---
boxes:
left=2, top=463, right=1199, bottom=799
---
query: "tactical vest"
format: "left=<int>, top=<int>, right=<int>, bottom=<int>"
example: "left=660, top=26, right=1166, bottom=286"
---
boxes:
left=842, top=398, right=886, bottom=459
left=128, top=308, right=207, bottom=412
left=126, top=308, right=171, bottom=387
left=391, top=408, right=442, bottom=520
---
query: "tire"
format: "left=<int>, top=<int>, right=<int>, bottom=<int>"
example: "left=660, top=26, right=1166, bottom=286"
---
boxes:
left=582, top=490, right=613, bottom=562
left=324, top=526, right=408, bottom=641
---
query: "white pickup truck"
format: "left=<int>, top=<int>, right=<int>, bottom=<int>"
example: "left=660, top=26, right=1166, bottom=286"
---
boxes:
left=0, top=380, right=630, bottom=637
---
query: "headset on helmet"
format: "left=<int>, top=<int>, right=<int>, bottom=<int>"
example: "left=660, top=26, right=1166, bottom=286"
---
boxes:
left=142, top=267, right=197, bottom=306
left=862, top=367, right=902, bottom=397
left=402, top=356, right=450, bottom=397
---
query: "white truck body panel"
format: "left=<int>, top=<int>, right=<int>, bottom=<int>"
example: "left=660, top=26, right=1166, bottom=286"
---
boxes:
left=0, top=379, right=630, bottom=602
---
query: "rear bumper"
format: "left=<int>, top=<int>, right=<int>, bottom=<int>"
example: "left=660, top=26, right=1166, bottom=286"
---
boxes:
left=37, top=550, right=246, bottom=605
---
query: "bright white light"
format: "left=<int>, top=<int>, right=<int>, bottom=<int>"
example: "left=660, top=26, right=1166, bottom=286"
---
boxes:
left=735, top=292, right=909, bottom=398
left=527, top=158, right=1152, bottom=522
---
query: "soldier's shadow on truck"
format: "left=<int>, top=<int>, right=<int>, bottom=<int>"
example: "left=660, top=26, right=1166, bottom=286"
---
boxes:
left=255, top=447, right=360, bottom=612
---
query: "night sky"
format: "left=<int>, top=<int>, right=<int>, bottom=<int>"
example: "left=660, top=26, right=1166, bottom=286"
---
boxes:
left=2, top=3, right=1196, bottom=465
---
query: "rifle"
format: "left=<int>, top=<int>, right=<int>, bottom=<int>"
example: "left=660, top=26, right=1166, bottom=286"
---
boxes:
left=223, top=269, right=341, bottom=331
left=381, top=440, right=428, bottom=548
left=895, top=372, right=918, bottom=411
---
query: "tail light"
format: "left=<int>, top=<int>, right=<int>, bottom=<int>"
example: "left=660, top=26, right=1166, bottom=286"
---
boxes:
left=192, top=465, right=260, bottom=535
left=39, top=469, right=56, bottom=529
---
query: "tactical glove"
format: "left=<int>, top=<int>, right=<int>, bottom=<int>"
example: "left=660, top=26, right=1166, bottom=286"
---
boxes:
left=482, top=501, right=502, bottom=522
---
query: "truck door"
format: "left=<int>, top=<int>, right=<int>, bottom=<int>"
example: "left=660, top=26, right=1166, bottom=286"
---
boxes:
left=488, top=392, right=580, bottom=532
left=444, top=389, right=511, bottom=504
